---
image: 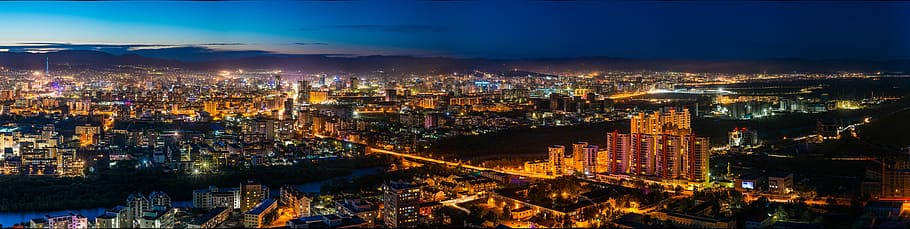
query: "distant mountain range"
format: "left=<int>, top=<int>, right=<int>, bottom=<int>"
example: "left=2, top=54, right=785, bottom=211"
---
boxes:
left=1, top=50, right=909, bottom=74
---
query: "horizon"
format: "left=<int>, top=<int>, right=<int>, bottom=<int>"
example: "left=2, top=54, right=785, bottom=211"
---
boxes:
left=8, top=49, right=910, bottom=63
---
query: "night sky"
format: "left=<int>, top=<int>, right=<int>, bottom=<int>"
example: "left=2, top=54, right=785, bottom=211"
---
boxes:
left=1, top=1, right=909, bottom=60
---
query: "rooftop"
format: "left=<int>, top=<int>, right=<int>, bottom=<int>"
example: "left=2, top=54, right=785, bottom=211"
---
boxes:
left=246, top=199, right=276, bottom=215
left=190, top=207, right=228, bottom=225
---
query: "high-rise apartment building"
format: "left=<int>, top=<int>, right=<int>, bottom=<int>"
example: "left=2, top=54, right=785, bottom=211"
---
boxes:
left=193, top=185, right=241, bottom=210
left=630, top=107, right=691, bottom=135
left=605, top=132, right=710, bottom=182
left=280, top=185, right=311, bottom=218
left=572, top=142, right=589, bottom=173
left=605, top=132, right=631, bottom=174
left=126, top=194, right=150, bottom=226
left=149, top=191, right=171, bottom=210
left=382, top=182, right=420, bottom=228
left=582, top=145, right=598, bottom=176
left=240, top=182, right=269, bottom=213
left=308, top=91, right=329, bottom=104
left=882, top=160, right=910, bottom=198
left=75, top=125, right=100, bottom=146
left=729, top=127, right=759, bottom=148
left=608, top=107, right=708, bottom=182
left=384, top=89, right=398, bottom=102
left=548, top=145, right=565, bottom=176
left=297, top=80, right=310, bottom=105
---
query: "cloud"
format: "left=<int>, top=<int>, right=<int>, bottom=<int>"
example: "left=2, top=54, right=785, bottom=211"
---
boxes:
left=1, top=42, right=250, bottom=52
left=0, top=43, right=273, bottom=61
left=128, top=46, right=273, bottom=61
left=199, top=43, right=248, bottom=46
left=295, top=42, right=329, bottom=45
left=301, top=24, right=447, bottom=33
left=0, top=43, right=174, bottom=54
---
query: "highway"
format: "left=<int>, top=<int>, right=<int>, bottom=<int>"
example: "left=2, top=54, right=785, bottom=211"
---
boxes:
left=367, top=147, right=555, bottom=179
left=608, top=88, right=734, bottom=99
left=315, top=133, right=550, bottom=178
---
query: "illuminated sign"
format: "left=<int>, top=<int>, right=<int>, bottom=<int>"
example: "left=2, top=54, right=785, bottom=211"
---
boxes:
left=741, top=181, right=754, bottom=189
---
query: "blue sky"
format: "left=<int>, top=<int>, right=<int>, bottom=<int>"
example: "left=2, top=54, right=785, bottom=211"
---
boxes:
left=0, top=1, right=909, bottom=60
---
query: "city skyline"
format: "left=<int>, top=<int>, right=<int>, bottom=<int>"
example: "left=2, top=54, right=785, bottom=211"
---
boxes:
left=2, top=1, right=910, bottom=229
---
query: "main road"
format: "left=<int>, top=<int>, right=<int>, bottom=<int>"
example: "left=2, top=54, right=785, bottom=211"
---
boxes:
left=367, top=147, right=554, bottom=179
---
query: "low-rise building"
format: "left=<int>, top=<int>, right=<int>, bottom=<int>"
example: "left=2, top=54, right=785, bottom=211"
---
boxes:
left=187, top=207, right=231, bottom=228
left=243, top=198, right=277, bottom=228
left=334, top=198, right=378, bottom=226
left=286, top=214, right=368, bottom=229
left=28, top=218, right=47, bottom=229
left=511, top=206, right=534, bottom=220
left=45, top=213, right=89, bottom=229
left=768, top=172, right=793, bottom=194
left=735, top=174, right=764, bottom=192
left=193, top=185, right=241, bottom=210
left=652, top=211, right=734, bottom=229
left=95, top=212, right=120, bottom=228
left=651, top=200, right=735, bottom=229
left=137, top=208, right=178, bottom=228
left=418, top=201, right=442, bottom=224
left=280, top=185, right=311, bottom=218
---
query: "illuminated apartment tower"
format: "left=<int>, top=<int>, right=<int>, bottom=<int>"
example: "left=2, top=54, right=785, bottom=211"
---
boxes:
left=630, top=133, right=656, bottom=176
left=274, top=75, right=282, bottom=91
left=605, top=132, right=709, bottom=182
left=595, top=148, right=610, bottom=174
left=126, top=194, right=150, bottom=227
left=382, top=182, right=420, bottom=228
left=882, top=160, right=910, bottom=198
left=75, top=125, right=100, bottom=147
left=655, top=134, right=682, bottom=179
left=548, top=145, right=566, bottom=176
left=385, top=89, right=398, bottom=102
left=204, top=101, right=219, bottom=116
left=605, top=132, right=631, bottom=174
left=297, top=80, right=309, bottom=105
left=571, top=142, right=589, bottom=173
left=240, top=182, right=268, bottom=212
left=308, top=91, right=328, bottom=104
left=608, top=107, right=709, bottom=182
left=582, top=145, right=598, bottom=176
left=149, top=191, right=172, bottom=209
left=687, top=136, right=710, bottom=182
left=630, top=107, right=691, bottom=135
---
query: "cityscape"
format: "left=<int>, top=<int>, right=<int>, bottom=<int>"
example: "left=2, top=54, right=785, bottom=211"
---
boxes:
left=2, top=1, right=910, bottom=228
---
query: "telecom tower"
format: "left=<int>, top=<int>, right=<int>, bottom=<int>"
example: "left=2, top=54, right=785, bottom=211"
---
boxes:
left=45, top=57, right=49, bottom=76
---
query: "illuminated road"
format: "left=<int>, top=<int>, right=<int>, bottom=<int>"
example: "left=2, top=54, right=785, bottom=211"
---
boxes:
left=367, top=147, right=554, bottom=179
left=608, top=92, right=649, bottom=99
left=440, top=194, right=479, bottom=205
left=745, top=193, right=848, bottom=206
left=441, top=195, right=479, bottom=214
left=608, top=88, right=734, bottom=99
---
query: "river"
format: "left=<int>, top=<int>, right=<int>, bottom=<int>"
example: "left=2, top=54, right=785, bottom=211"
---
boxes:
left=0, top=167, right=384, bottom=227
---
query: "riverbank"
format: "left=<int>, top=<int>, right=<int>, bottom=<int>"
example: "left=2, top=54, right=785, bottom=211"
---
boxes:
left=0, top=166, right=387, bottom=227
left=0, top=155, right=394, bottom=212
